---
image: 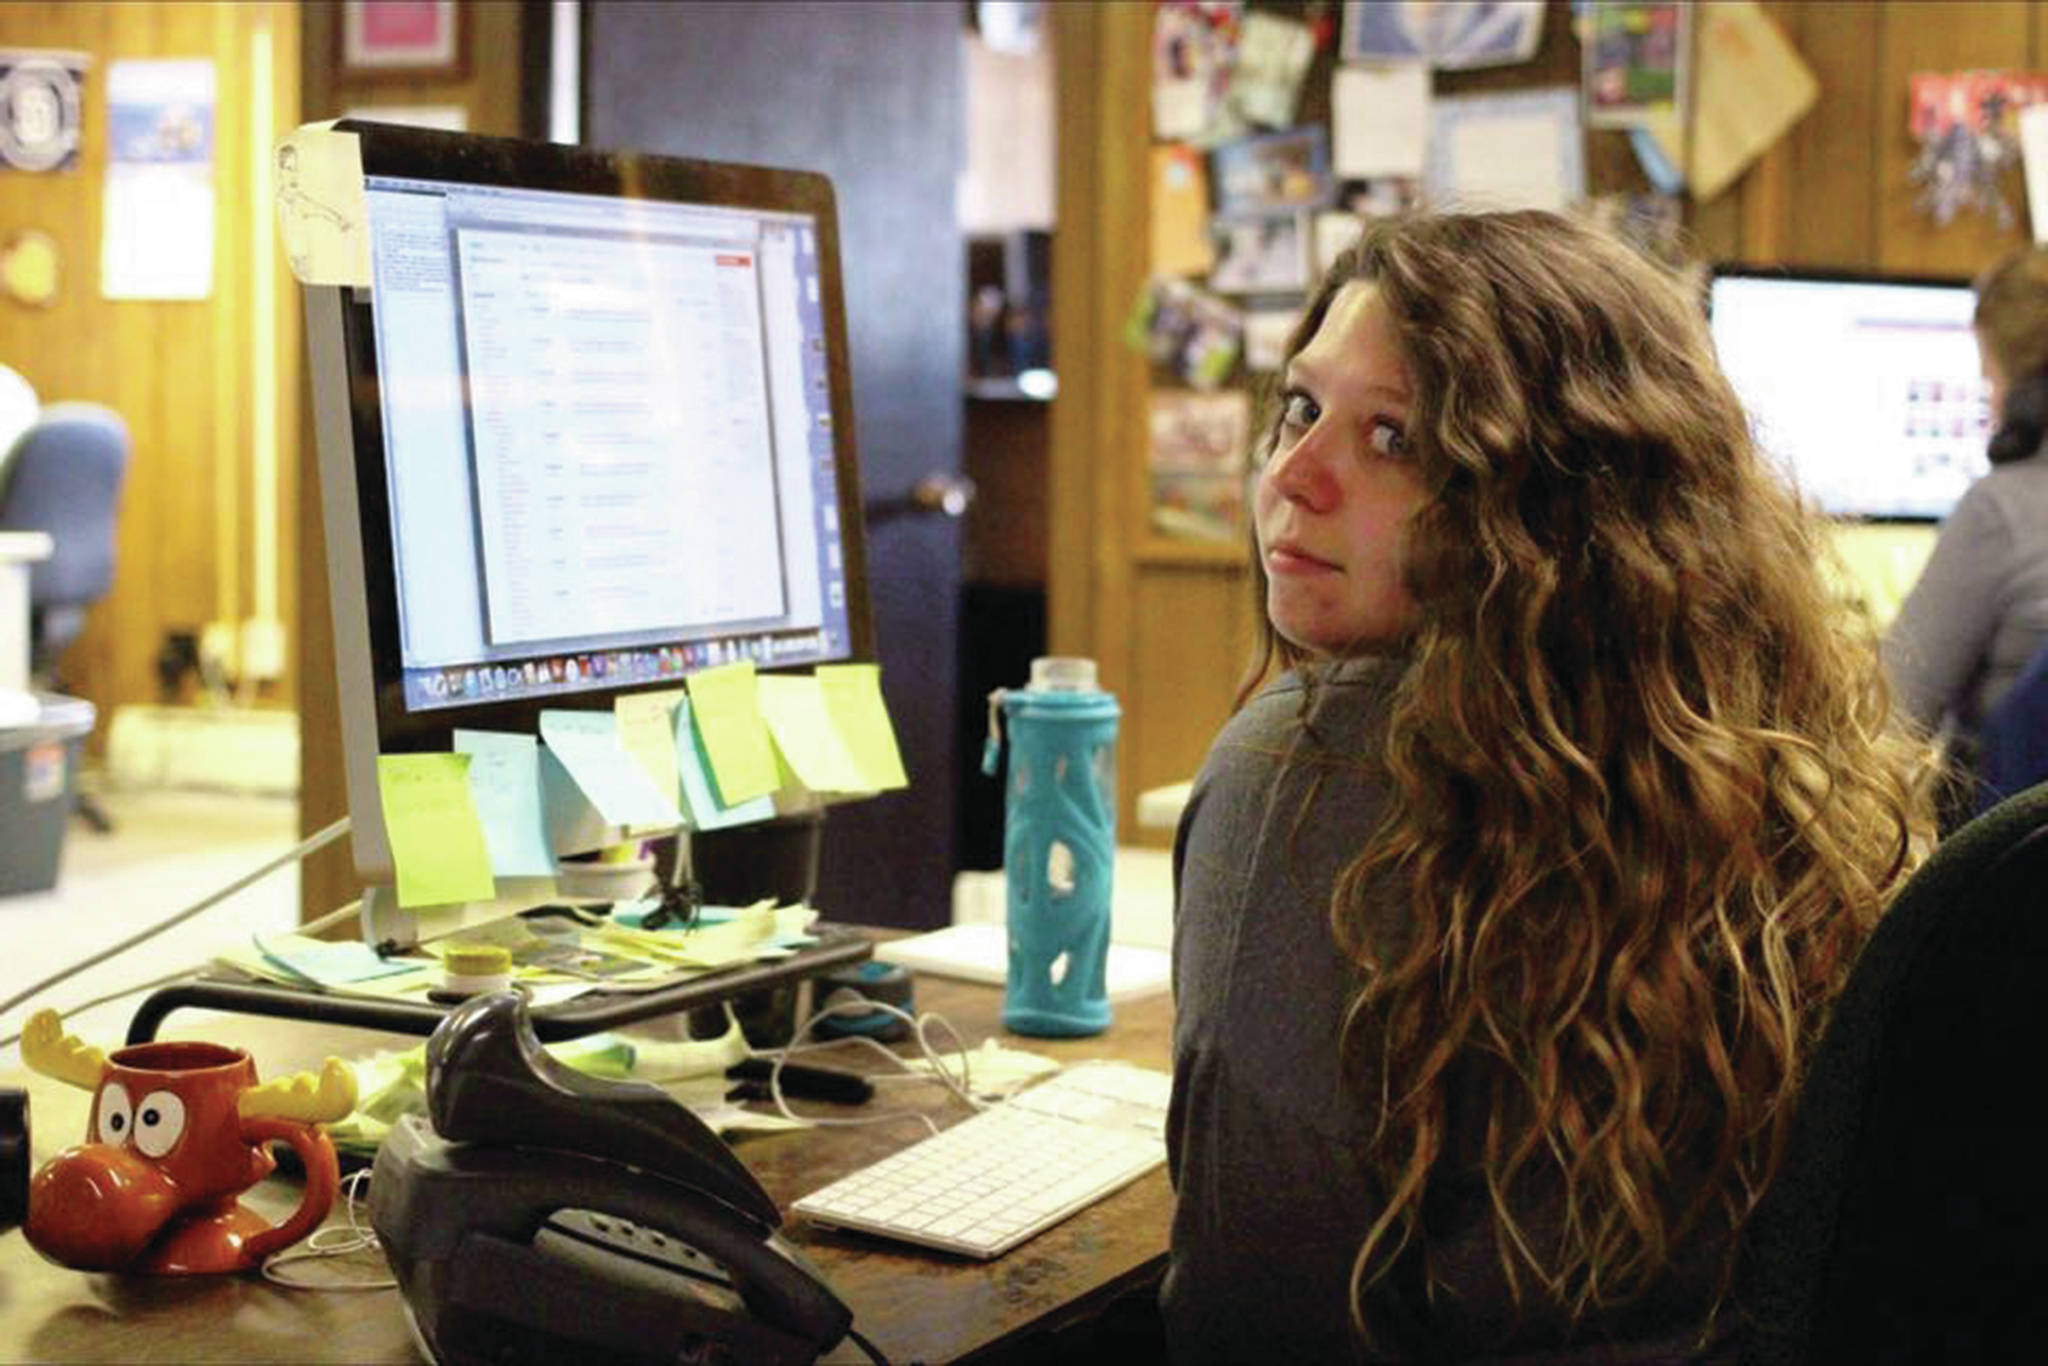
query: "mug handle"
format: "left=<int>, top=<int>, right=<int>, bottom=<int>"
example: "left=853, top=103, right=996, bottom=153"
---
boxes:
left=236, top=1117, right=340, bottom=1264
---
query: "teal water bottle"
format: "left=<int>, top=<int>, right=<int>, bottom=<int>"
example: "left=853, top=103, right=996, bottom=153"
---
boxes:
left=980, top=657, right=1119, bottom=1037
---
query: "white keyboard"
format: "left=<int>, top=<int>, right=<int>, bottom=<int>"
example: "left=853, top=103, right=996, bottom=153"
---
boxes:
left=791, top=1061, right=1172, bottom=1259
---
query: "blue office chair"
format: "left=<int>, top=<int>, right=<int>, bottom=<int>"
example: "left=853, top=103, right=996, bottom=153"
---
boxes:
left=1736, top=779, right=2048, bottom=1362
left=0, top=401, right=130, bottom=832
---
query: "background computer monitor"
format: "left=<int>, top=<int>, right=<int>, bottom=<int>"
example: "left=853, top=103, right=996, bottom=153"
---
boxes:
left=305, top=122, right=874, bottom=890
left=1708, top=267, right=1991, bottom=522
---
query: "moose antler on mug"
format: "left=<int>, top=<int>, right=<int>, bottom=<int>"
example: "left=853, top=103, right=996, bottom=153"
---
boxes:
left=21, top=1009, right=357, bottom=1275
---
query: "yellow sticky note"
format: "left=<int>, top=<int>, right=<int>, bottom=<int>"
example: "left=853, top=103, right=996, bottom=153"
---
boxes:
left=758, top=675, right=871, bottom=792
left=376, top=753, right=497, bottom=908
left=816, top=663, right=909, bottom=791
left=616, top=689, right=687, bottom=805
left=684, top=663, right=781, bottom=804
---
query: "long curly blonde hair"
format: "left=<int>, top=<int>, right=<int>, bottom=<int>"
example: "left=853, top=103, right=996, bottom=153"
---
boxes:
left=1243, top=211, right=1937, bottom=1340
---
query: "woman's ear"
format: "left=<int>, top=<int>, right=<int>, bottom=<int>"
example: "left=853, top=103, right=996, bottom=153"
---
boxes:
left=1987, top=371, right=2048, bottom=465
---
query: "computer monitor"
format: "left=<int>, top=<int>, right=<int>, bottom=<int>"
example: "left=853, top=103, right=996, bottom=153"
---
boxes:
left=1708, top=267, right=1992, bottom=522
left=305, top=122, right=873, bottom=890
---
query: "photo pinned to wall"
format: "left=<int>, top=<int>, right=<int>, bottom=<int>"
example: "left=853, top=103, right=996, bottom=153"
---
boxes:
left=1339, top=1, right=1544, bottom=71
left=101, top=58, right=216, bottom=300
left=1331, top=64, right=1429, bottom=181
left=1211, top=125, right=1330, bottom=216
left=1428, top=88, right=1585, bottom=214
left=1226, top=10, right=1317, bottom=130
left=1128, top=277, right=1244, bottom=390
left=1313, top=209, right=1366, bottom=276
left=1151, top=143, right=1218, bottom=277
left=1909, top=70, right=2048, bottom=229
left=1583, top=1, right=1690, bottom=130
left=1149, top=388, right=1253, bottom=542
left=0, top=49, right=89, bottom=172
left=1153, top=1, right=1245, bottom=146
left=1210, top=210, right=1311, bottom=295
left=1243, top=304, right=1304, bottom=373
left=338, top=0, right=469, bottom=83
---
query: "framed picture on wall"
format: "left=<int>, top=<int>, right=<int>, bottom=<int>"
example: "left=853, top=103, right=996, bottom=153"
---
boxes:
left=337, top=1, right=468, bottom=83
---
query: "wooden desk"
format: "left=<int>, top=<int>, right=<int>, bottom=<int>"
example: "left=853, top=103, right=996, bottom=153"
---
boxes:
left=0, top=972, right=1173, bottom=1365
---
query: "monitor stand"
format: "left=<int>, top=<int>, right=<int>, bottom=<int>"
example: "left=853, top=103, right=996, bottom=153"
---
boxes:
left=122, top=820, right=869, bottom=1046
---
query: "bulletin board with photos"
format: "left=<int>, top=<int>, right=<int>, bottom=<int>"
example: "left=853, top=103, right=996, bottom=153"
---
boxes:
left=1136, top=0, right=1805, bottom=547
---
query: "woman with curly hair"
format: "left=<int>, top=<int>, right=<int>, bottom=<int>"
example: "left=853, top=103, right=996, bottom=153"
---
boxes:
left=1163, top=211, right=1936, bottom=1362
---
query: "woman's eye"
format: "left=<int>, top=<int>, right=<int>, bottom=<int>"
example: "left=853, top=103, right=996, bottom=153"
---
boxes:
left=1368, top=420, right=1407, bottom=458
left=1279, top=390, right=1320, bottom=432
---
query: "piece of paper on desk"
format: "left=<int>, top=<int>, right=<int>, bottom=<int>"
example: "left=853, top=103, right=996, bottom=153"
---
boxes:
left=758, top=674, right=871, bottom=793
left=816, top=663, right=909, bottom=791
left=1331, top=65, right=1429, bottom=180
left=615, top=689, right=688, bottom=809
left=377, top=753, right=498, bottom=907
left=877, top=923, right=1172, bottom=1003
left=675, top=697, right=778, bottom=829
left=686, top=663, right=782, bottom=804
left=540, top=709, right=682, bottom=829
left=274, top=120, right=370, bottom=287
left=452, top=729, right=557, bottom=877
left=899, top=1038, right=1062, bottom=1096
left=248, top=932, right=427, bottom=987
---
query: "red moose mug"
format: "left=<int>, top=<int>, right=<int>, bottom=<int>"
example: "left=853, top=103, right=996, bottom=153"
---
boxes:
left=19, top=1009, right=357, bottom=1275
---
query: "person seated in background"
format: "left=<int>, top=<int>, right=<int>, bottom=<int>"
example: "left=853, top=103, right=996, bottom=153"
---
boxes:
left=1884, top=243, right=2048, bottom=819
left=1165, top=211, right=1937, bottom=1363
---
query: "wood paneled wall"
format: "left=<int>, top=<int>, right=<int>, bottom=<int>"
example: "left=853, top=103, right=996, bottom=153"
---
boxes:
left=294, top=1, right=529, bottom=921
left=0, top=0, right=301, bottom=733
left=1053, top=0, right=2048, bottom=847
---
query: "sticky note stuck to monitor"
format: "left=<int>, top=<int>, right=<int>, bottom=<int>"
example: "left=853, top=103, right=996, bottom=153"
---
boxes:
left=817, top=663, right=909, bottom=790
left=685, top=663, right=780, bottom=805
left=539, top=710, right=682, bottom=829
left=615, top=689, right=687, bottom=807
left=758, top=674, right=870, bottom=793
left=274, top=121, right=370, bottom=286
left=376, top=753, right=497, bottom=907
left=676, top=697, right=776, bottom=830
left=452, top=729, right=556, bottom=877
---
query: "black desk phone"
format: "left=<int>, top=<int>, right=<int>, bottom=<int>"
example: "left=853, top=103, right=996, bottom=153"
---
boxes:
left=370, top=992, right=856, bottom=1366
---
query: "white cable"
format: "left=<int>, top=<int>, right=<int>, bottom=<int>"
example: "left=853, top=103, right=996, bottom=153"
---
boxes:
left=0, top=817, right=351, bottom=1021
left=751, top=993, right=987, bottom=1136
left=261, top=1167, right=395, bottom=1291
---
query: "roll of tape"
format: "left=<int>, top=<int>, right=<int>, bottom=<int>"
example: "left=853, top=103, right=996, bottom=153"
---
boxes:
left=815, top=961, right=914, bottom=1040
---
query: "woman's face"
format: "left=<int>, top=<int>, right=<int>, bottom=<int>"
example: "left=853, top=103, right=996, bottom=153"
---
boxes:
left=1255, top=282, right=1426, bottom=655
left=1978, top=326, right=2010, bottom=421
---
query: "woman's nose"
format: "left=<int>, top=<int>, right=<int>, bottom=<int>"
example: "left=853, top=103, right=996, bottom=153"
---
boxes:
left=1264, top=433, right=1338, bottom=512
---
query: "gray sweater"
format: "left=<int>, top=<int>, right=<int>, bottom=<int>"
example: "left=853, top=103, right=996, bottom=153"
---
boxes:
left=1164, top=662, right=1731, bottom=1363
left=1884, top=449, right=2048, bottom=732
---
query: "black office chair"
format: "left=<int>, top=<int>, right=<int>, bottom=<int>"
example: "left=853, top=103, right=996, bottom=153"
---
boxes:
left=0, top=401, right=130, bottom=833
left=1736, top=779, right=2048, bottom=1363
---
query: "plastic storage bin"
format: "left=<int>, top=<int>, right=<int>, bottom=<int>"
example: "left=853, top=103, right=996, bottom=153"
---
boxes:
left=0, top=693, right=94, bottom=896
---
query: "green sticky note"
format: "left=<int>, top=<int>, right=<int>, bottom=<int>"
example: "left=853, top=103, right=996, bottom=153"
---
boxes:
left=674, top=698, right=777, bottom=829
left=685, top=662, right=780, bottom=804
left=376, top=753, right=498, bottom=908
left=616, top=689, right=687, bottom=807
left=758, top=674, right=871, bottom=792
left=816, top=663, right=909, bottom=791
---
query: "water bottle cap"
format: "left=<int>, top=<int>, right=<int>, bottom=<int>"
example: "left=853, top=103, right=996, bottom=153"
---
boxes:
left=1029, top=657, right=1097, bottom=691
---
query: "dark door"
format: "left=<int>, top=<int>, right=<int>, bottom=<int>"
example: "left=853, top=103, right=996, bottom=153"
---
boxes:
left=586, top=1, right=964, bottom=929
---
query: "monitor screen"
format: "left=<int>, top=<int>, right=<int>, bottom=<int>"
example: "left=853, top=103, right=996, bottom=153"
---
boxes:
left=1708, top=269, right=1992, bottom=522
left=306, top=123, right=873, bottom=884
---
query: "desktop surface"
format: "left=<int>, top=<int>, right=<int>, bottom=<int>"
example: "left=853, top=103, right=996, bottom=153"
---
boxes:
left=0, top=959, right=1173, bottom=1365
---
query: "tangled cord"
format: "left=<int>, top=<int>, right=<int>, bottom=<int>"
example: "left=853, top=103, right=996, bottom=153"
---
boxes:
left=261, top=1167, right=394, bottom=1291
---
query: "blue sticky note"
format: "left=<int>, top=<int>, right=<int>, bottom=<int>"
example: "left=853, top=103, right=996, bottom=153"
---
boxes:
left=675, top=696, right=775, bottom=830
left=540, top=710, right=683, bottom=828
left=452, top=730, right=558, bottom=877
